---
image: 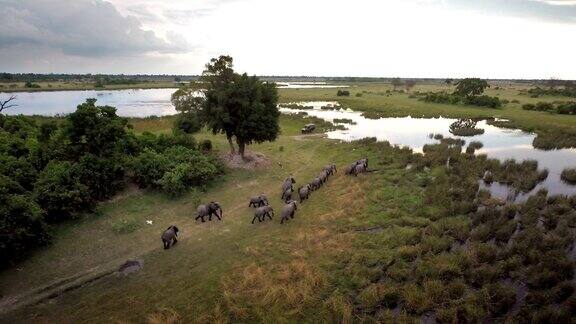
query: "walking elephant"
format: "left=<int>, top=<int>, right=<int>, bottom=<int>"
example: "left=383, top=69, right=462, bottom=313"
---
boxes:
left=280, top=201, right=298, bottom=224
left=161, top=225, right=179, bottom=249
left=196, top=202, right=223, bottom=222
left=253, top=206, right=274, bottom=223
left=298, top=185, right=311, bottom=203
left=249, top=194, right=269, bottom=207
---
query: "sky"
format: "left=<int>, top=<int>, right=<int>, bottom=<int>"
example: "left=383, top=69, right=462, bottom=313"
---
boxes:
left=0, top=0, right=575, bottom=79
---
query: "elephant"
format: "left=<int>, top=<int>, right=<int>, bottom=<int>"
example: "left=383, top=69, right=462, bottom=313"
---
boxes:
left=358, top=158, right=368, bottom=169
left=196, top=202, right=223, bottom=222
left=161, top=225, right=179, bottom=250
left=280, top=201, right=298, bottom=224
left=311, top=177, right=322, bottom=191
left=298, top=185, right=311, bottom=203
left=249, top=194, right=269, bottom=207
left=282, top=176, right=296, bottom=193
left=344, top=163, right=356, bottom=175
left=353, top=163, right=367, bottom=176
left=282, top=187, right=293, bottom=203
left=323, top=163, right=337, bottom=176
left=319, top=170, right=329, bottom=184
left=253, top=205, right=274, bottom=223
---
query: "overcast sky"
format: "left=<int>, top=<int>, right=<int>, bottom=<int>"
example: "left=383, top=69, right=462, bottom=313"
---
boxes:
left=1, top=0, right=575, bottom=78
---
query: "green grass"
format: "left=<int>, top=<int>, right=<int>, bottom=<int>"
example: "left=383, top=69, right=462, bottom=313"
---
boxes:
left=278, top=82, right=576, bottom=135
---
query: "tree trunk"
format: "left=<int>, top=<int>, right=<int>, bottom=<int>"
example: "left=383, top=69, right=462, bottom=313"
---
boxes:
left=227, top=135, right=236, bottom=155
left=238, top=141, right=246, bottom=160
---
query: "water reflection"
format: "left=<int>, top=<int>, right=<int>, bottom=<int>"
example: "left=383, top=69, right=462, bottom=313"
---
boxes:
left=2, top=88, right=179, bottom=117
left=281, top=101, right=576, bottom=198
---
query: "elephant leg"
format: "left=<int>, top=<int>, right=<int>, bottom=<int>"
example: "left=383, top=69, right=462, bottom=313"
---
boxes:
left=215, top=211, right=222, bottom=221
left=252, top=215, right=258, bottom=224
left=163, top=240, right=168, bottom=249
left=266, top=212, right=273, bottom=220
left=291, top=211, right=295, bottom=219
left=173, top=237, right=178, bottom=245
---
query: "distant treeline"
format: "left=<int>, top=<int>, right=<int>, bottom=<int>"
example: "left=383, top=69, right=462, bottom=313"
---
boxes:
left=2, top=72, right=573, bottom=84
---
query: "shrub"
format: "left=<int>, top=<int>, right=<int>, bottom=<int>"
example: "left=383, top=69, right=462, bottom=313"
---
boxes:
left=355, top=92, right=363, bottom=97
left=173, top=112, right=201, bottom=134
left=0, top=175, right=50, bottom=269
left=463, top=95, right=502, bottom=108
left=522, top=103, right=536, bottom=111
left=535, top=102, right=554, bottom=111
left=336, top=90, right=350, bottom=96
left=561, top=168, right=576, bottom=185
left=449, top=119, right=485, bottom=136
left=556, top=102, right=576, bottom=115
left=199, top=139, right=213, bottom=152
left=24, top=81, right=41, bottom=88
left=132, top=149, right=169, bottom=188
left=33, top=161, right=93, bottom=222
left=72, top=154, right=125, bottom=200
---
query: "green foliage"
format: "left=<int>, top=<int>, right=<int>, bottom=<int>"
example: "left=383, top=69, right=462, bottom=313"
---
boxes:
left=463, top=95, right=502, bottom=108
left=560, top=168, right=576, bottom=184
left=556, top=102, right=576, bottom=115
left=60, top=98, right=129, bottom=159
left=132, top=145, right=221, bottom=195
left=0, top=175, right=50, bottom=269
left=522, top=102, right=554, bottom=112
left=33, top=160, right=94, bottom=222
left=73, top=154, right=125, bottom=200
left=199, top=139, right=213, bottom=152
left=453, top=78, right=489, bottom=98
left=449, top=119, right=485, bottom=136
left=336, top=90, right=350, bottom=96
left=173, top=112, right=201, bottom=134
left=201, top=55, right=280, bottom=156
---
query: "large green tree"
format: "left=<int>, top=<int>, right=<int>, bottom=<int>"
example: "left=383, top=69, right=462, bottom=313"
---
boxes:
left=453, top=78, right=490, bottom=98
left=200, top=55, right=280, bottom=158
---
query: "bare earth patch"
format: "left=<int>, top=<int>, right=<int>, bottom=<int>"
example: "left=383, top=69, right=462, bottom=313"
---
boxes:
left=220, top=151, right=272, bottom=170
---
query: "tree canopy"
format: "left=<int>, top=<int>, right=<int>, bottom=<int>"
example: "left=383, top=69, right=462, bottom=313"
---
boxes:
left=200, top=55, right=280, bottom=157
left=453, top=78, right=489, bottom=98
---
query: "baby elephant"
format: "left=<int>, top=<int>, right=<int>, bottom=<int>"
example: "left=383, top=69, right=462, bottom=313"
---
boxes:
left=196, top=201, right=223, bottom=222
left=161, top=225, right=179, bottom=250
left=253, top=205, right=274, bottom=223
left=280, top=201, right=298, bottom=224
left=298, top=185, right=311, bottom=203
left=249, top=194, right=269, bottom=207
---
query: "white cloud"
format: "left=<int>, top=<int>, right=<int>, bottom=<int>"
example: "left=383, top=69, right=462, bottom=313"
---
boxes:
left=1, top=0, right=575, bottom=78
left=0, top=0, right=191, bottom=57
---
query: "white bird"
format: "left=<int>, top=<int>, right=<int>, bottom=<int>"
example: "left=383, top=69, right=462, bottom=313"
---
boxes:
left=146, top=220, right=153, bottom=225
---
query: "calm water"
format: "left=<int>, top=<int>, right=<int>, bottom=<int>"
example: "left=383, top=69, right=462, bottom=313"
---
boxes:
left=1, top=83, right=348, bottom=117
left=1, top=88, right=178, bottom=117
left=280, top=101, right=576, bottom=199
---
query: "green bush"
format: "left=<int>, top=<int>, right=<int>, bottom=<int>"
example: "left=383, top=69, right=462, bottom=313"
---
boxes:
left=132, top=149, right=169, bottom=188
left=72, top=154, right=125, bottom=200
left=33, top=161, right=93, bottom=222
left=561, top=168, right=576, bottom=184
left=173, top=112, right=201, bottom=134
left=556, top=102, right=576, bottom=115
left=199, top=139, right=213, bottom=152
left=463, top=95, right=502, bottom=108
left=337, top=90, right=350, bottom=96
left=0, top=175, right=50, bottom=269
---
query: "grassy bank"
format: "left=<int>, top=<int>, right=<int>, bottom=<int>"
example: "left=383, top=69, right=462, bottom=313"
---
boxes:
left=278, top=82, right=576, bottom=135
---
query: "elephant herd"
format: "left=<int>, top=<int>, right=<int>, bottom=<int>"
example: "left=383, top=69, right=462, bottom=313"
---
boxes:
left=161, top=159, right=367, bottom=249
left=344, top=158, right=369, bottom=176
